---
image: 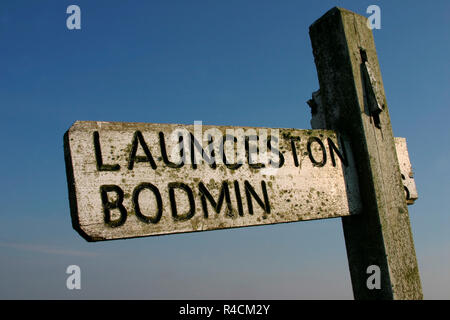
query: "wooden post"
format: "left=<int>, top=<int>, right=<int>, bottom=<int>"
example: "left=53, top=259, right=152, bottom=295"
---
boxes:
left=309, top=7, right=423, bottom=299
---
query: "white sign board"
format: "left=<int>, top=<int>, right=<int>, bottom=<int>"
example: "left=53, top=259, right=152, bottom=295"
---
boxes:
left=395, top=137, right=418, bottom=205
left=64, top=121, right=362, bottom=241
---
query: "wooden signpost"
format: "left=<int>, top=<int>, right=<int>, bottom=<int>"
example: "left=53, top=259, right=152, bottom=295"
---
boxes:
left=64, top=7, right=423, bottom=299
left=64, top=121, right=362, bottom=241
left=308, top=7, right=422, bottom=299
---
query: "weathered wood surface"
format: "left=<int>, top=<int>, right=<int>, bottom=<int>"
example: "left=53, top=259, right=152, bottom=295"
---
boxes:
left=309, top=7, right=422, bottom=299
left=395, top=137, right=418, bottom=205
left=64, top=121, right=361, bottom=241
left=309, top=91, right=418, bottom=206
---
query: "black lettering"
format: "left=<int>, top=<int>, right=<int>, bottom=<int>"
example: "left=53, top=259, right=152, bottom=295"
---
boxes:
left=244, top=180, right=270, bottom=215
left=199, top=181, right=232, bottom=218
left=132, top=183, right=162, bottom=224
left=221, top=135, right=243, bottom=170
left=267, top=135, right=285, bottom=168
left=401, top=174, right=410, bottom=201
left=93, top=131, right=120, bottom=171
left=190, top=133, right=216, bottom=169
left=245, top=135, right=265, bottom=169
left=100, top=185, right=127, bottom=228
left=159, top=132, right=184, bottom=168
left=168, top=182, right=195, bottom=221
left=234, top=181, right=244, bottom=216
left=128, top=131, right=157, bottom=170
left=327, top=137, right=348, bottom=167
left=290, top=136, right=301, bottom=167
left=307, top=137, right=327, bottom=167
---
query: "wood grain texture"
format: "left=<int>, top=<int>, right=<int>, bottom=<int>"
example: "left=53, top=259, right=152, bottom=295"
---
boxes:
left=64, top=121, right=361, bottom=241
left=309, top=7, right=422, bottom=299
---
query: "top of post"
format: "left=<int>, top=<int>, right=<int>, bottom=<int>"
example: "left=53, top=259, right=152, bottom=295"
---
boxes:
left=309, top=7, right=367, bottom=31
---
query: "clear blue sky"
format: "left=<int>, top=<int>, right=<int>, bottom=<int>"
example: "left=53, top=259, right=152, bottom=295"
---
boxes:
left=0, top=0, right=449, bottom=299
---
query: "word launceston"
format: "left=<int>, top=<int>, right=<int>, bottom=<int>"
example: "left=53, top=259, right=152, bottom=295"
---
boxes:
left=91, top=129, right=349, bottom=228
